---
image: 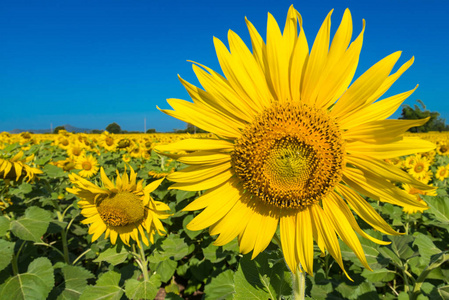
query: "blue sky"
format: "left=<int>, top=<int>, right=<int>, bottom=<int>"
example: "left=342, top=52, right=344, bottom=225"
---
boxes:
left=1, top=0, right=448, bottom=132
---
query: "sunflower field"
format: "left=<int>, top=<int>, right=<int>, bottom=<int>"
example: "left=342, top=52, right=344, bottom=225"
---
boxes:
left=0, top=130, right=447, bottom=300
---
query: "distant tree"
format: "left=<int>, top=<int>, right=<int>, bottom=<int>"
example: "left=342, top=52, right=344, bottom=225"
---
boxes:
left=53, top=126, right=66, bottom=134
left=90, top=129, right=103, bottom=134
left=400, top=100, right=447, bottom=132
left=106, top=122, right=122, bottom=134
left=186, top=123, right=207, bottom=134
left=146, top=129, right=156, bottom=133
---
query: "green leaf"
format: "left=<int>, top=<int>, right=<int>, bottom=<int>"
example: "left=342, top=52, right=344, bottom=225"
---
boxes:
left=335, top=281, right=377, bottom=300
left=159, top=234, right=192, bottom=260
left=9, top=182, right=33, bottom=195
left=148, top=253, right=177, bottom=283
left=387, top=235, right=416, bottom=262
left=10, top=206, right=52, bottom=242
left=182, top=214, right=202, bottom=240
left=0, top=240, right=14, bottom=272
left=438, top=285, right=449, bottom=299
left=233, top=251, right=292, bottom=300
left=0, top=257, right=55, bottom=300
left=412, top=251, right=449, bottom=299
left=202, top=242, right=228, bottom=264
left=413, top=232, right=441, bottom=264
left=425, top=196, right=449, bottom=225
left=175, top=190, right=197, bottom=203
left=124, top=274, right=161, bottom=300
left=93, top=245, right=129, bottom=266
left=57, top=265, right=95, bottom=300
left=80, top=271, right=123, bottom=300
left=361, top=268, right=396, bottom=282
left=0, top=216, right=10, bottom=236
left=204, top=269, right=235, bottom=300
left=43, top=164, right=66, bottom=178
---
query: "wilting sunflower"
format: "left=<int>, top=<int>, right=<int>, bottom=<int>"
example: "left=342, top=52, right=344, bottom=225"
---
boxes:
left=66, top=167, right=171, bottom=246
left=155, top=6, right=435, bottom=275
left=0, top=151, right=42, bottom=182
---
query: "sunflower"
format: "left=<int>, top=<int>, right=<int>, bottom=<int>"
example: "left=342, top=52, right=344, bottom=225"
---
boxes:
left=155, top=6, right=435, bottom=276
left=100, top=132, right=118, bottom=152
left=66, top=167, right=171, bottom=246
left=407, top=156, right=430, bottom=181
left=75, top=154, right=99, bottom=178
left=0, top=151, right=42, bottom=182
left=435, top=165, right=449, bottom=181
left=436, top=141, right=449, bottom=156
left=402, top=183, right=437, bottom=214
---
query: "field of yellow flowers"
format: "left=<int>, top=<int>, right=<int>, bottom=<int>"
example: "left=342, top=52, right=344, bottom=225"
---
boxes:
left=0, top=130, right=448, bottom=299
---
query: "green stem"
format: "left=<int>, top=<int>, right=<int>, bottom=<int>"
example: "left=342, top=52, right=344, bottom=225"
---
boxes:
left=61, top=228, right=70, bottom=264
left=138, top=243, right=150, bottom=281
left=12, top=240, right=26, bottom=275
left=35, top=242, right=66, bottom=260
left=292, top=267, right=306, bottom=300
left=72, top=248, right=92, bottom=265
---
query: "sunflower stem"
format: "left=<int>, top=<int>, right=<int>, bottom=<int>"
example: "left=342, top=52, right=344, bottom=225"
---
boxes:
left=292, top=266, right=306, bottom=300
left=138, top=242, right=150, bottom=282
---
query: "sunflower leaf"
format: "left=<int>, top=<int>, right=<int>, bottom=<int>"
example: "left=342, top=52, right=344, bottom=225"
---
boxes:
left=93, top=244, right=129, bottom=266
left=0, top=216, right=10, bottom=236
left=56, top=265, right=95, bottom=300
left=0, top=257, right=54, bottom=300
left=425, top=196, right=449, bottom=226
left=233, top=250, right=292, bottom=300
left=10, top=206, right=52, bottom=242
left=124, top=274, right=161, bottom=300
left=79, top=271, right=123, bottom=300
left=203, top=269, right=235, bottom=300
left=0, top=240, right=14, bottom=272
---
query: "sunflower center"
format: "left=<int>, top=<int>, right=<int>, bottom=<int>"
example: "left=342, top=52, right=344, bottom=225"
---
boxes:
left=414, top=164, right=424, bottom=173
left=82, top=161, right=92, bottom=170
left=97, top=192, right=145, bottom=227
left=232, top=103, right=344, bottom=209
left=106, top=137, right=114, bottom=146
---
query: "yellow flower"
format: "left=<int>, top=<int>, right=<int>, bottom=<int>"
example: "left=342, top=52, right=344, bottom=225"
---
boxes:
left=0, top=151, right=42, bottom=182
left=402, top=183, right=437, bottom=214
left=435, top=165, right=449, bottom=181
left=67, top=167, right=171, bottom=246
left=155, top=6, right=435, bottom=276
left=100, top=132, right=118, bottom=152
left=407, top=156, right=430, bottom=181
left=436, top=141, right=449, bottom=156
left=75, top=154, right=99, bottom=178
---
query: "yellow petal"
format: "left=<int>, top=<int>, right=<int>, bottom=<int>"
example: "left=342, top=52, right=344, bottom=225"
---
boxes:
left=343, top=118, right=430, bottom=143
left=331, top=51, right=401, bottom=118
left=346, top=137, right=436, bottom=159
left=324, top=192, right=372, bottom=270
left=295, top=207, right=314, bottom=275
left=301, top=10, right=332, bottom=104
left=340, top=85, right=417, bottom=129
left=337, top=184, right=400, bottom=236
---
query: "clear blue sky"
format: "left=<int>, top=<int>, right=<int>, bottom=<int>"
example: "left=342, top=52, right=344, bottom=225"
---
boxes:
left=1, top=0, right=448, bottom=132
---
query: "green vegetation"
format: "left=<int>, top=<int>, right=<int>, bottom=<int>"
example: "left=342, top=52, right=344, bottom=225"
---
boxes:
left=400, top=100, right=449, bottom=132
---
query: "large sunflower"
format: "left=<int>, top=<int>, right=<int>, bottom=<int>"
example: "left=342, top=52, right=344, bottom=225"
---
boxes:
left=67, top=167, right=171, bottom=247
left=155, top=6, right=435, bottom=275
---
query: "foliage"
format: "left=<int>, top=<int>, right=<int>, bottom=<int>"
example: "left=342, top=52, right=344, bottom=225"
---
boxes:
left=400, top=100, right=449, bottom=132
left=146, top=129, right=156, bottom=133
left=105, top=122, right=122, bottom=134
left=0, top=133, right=448, bottom=299
left=53, top=126, right=66, bottom=134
